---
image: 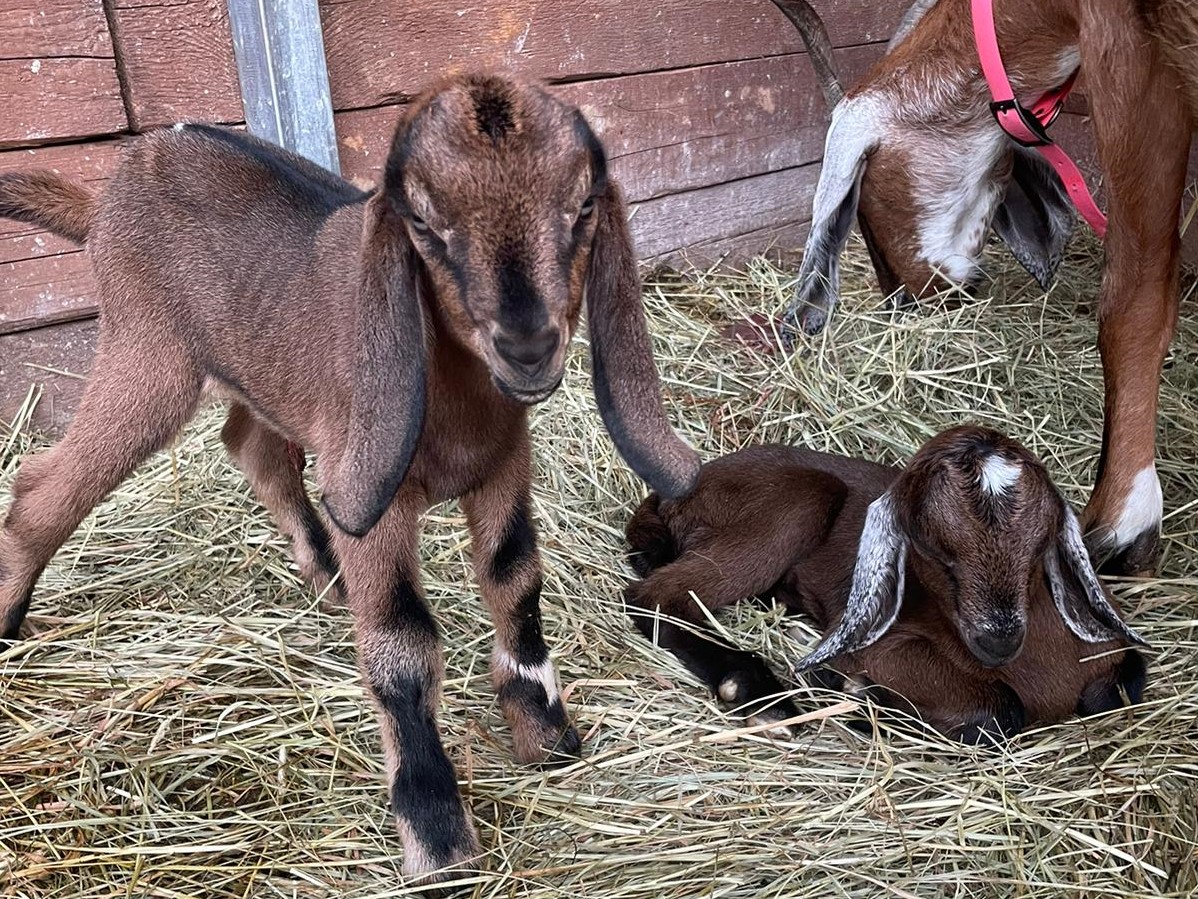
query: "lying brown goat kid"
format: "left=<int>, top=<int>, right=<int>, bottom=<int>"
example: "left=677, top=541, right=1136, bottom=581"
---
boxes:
left=626, top=426, right=1146, bottom=744
left=0, top=73, right=700, bottom=882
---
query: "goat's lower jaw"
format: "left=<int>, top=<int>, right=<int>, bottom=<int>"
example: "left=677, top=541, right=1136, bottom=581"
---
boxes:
left=494, top=376, right=563, bottom=405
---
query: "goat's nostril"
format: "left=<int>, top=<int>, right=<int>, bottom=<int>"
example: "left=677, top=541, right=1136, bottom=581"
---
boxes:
left=494, top=328, right=560, bottom=371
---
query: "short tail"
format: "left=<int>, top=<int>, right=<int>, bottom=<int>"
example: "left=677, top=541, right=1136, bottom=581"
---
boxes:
left=0, top=172, right=97, bottom=244
left=625, top=493, right=678, bottom=576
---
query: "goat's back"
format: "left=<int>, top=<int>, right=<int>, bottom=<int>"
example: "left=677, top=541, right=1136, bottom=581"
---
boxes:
left=87, top=126, right=375, bottom=443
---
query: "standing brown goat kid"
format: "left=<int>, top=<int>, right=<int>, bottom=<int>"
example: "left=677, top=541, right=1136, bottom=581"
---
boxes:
left=626, top=427, right=1147, bottom=744
left=0, top=73, right=700, bottom=882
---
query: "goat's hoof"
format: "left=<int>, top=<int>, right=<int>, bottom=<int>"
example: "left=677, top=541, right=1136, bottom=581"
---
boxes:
left=1077, top=649, right=1148, bottom=716
left=953, top=683, right=1025, bottom=746
left=510, top=708, right=582, bottom=767
left=716, top=666, right=799, bottom=733
left=1093, top=527, right=1162, bottom=578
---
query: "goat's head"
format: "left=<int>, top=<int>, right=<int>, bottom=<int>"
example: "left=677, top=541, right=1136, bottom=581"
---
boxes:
left=795, top=426, right=1148, bottom=673
left=321, top=73, right=700, bottom=536
left=770, top=0, right=1077, bottom=333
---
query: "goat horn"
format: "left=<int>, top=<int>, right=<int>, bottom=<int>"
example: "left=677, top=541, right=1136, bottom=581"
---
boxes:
left=768, top=0, right=845, bottom=108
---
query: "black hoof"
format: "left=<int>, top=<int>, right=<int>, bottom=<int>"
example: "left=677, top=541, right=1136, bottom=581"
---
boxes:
left=539, top=722, right=583, bottom=767
left=1086, top=525, right=1161, bottom=577
left=953, top=683, right=1026, bottom=746
left=1077, top=649, right=1148, bottom=716
left=715, top=660, right=798, bottom=721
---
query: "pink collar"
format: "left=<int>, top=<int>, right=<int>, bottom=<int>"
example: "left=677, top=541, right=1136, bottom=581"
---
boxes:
left=971, top=0, right=1107, bottom=237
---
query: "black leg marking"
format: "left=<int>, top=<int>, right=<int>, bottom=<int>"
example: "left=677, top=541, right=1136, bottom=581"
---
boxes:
left=1097, top=528, right=1162, bottom=577
left=490, top=496, right=536, bottom=584
left=1, top=585, right=33, bottom=643
left=299, top=501, right=339, bottom=581
left=378, top=677, right=472, bottom=866
left=510, top=578, right=549, bottom=667
left=627, top=598, right=797, bottom=721
left=384, top=574, right=438, bottom=640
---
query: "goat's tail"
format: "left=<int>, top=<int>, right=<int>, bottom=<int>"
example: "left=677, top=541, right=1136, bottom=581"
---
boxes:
left=625, top=493, right=678, bottom=576
left=0, top=172, right=97, bottom=244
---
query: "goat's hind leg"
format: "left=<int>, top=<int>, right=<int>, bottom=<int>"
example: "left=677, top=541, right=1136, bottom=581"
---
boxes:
left=625, top=553, right=800, bottom=734
left=221, top=403, right=340, bottom=599
left=462, top=440, right=580, bottom=765
left=1, top=340, right=201, bottom=640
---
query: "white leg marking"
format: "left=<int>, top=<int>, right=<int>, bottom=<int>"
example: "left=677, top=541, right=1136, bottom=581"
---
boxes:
left=1111, top=465, right=1163, bottom=548
left=979, top=454, right=1021, bottom=495
left=495, top=648, right=560, bottom=703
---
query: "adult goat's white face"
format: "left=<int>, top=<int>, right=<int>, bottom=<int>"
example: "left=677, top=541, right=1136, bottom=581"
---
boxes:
left=769, top=0, right=1078, bottom=335
left=788, top=92, right=1076, bottom=334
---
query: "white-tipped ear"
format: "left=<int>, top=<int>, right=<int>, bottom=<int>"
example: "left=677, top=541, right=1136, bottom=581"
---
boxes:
left=794, top=491, right=907, bottom=673
left=785, top=96, right=882, bottom=334
left=1047, top=504, right=1149, bottom=646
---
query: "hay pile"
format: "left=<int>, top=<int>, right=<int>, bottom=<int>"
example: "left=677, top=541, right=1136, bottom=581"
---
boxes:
left=2, top=236, right=1196, bottom=898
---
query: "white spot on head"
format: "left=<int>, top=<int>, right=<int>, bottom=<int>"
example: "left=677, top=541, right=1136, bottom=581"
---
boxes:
left=1111, top=465, right=1163, bottom=548
left=172, top=122, right=186, bottom=132
left=979, top=454, right=1021, bottom=495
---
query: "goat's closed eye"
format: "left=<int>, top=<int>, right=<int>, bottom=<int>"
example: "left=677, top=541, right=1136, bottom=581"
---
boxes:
left=409, top=214, right=430, bottom=233
left=578, top=198, right=595, bottom=219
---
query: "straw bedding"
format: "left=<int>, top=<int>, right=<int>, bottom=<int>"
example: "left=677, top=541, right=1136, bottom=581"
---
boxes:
left=1, top=236, right=1196, bottom=898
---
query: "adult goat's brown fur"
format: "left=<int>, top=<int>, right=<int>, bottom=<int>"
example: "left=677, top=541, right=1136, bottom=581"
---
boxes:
left=0, top=72, right=699, bottom=883
left=768, top=0, right=1196, bottom=578
left=625, top=427, right=1147, bottom=744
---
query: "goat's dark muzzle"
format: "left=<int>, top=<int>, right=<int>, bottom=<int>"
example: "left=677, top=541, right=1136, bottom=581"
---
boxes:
left=491, top=326, right=564, bottom=404
left=964, top=622, right=1026, bottom=668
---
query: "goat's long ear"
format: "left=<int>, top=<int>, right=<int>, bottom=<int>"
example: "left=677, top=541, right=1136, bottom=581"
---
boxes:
left=1046, top=504, right=1150, bottom=646
left=794, top=491, right=907, bottom=673
left=321, top=193, right=427, bottom=537
left=585, top=180, right=701, bottom=499
left=991, top=147, right=1075, bottom=290
left=786, top=98, right=879, bottom=334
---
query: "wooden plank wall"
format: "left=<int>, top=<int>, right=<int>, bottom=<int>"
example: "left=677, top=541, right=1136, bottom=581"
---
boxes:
left=1, top=0, right=1194, bottom=437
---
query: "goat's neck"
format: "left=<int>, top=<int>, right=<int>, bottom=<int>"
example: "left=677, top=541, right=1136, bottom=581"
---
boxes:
left=874, top=0, right=1080, bottom=130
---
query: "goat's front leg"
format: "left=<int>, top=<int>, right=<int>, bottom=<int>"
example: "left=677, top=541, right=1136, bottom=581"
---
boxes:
left=1076, top=7, right=1192, bottom=575
left=461, top=440, right=580, bottom=765
left=332, top=490, right=480, bottom=883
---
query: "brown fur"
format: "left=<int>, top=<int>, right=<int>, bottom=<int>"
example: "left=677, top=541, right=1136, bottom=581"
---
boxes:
left=0, top=72, right=698, bottom=883
left=773, top=0, right=1197, bottom=575
left=625, top=427, right=1146, bottom=744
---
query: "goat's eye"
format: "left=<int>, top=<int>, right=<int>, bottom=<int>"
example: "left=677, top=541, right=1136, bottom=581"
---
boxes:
left=578, top=198, right=595, bottom=219
left=410, top=214, right=430, bottom=233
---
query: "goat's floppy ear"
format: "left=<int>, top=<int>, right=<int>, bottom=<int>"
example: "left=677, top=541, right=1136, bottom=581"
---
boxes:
left=794, top=491, right=907, bottom=673
left=991, top=146, right=1075, bottom=290
left=321, top=193, right=427, bottom=536
left=785, top=98, right=879, bottom=334
left=1046, top=503, right=1149, bottom=646
left=585, top=180, right=700, bottom=499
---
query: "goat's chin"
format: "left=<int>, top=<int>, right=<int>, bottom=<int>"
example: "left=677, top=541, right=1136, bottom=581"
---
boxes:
left=493, top=375, right=563, bottom=406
